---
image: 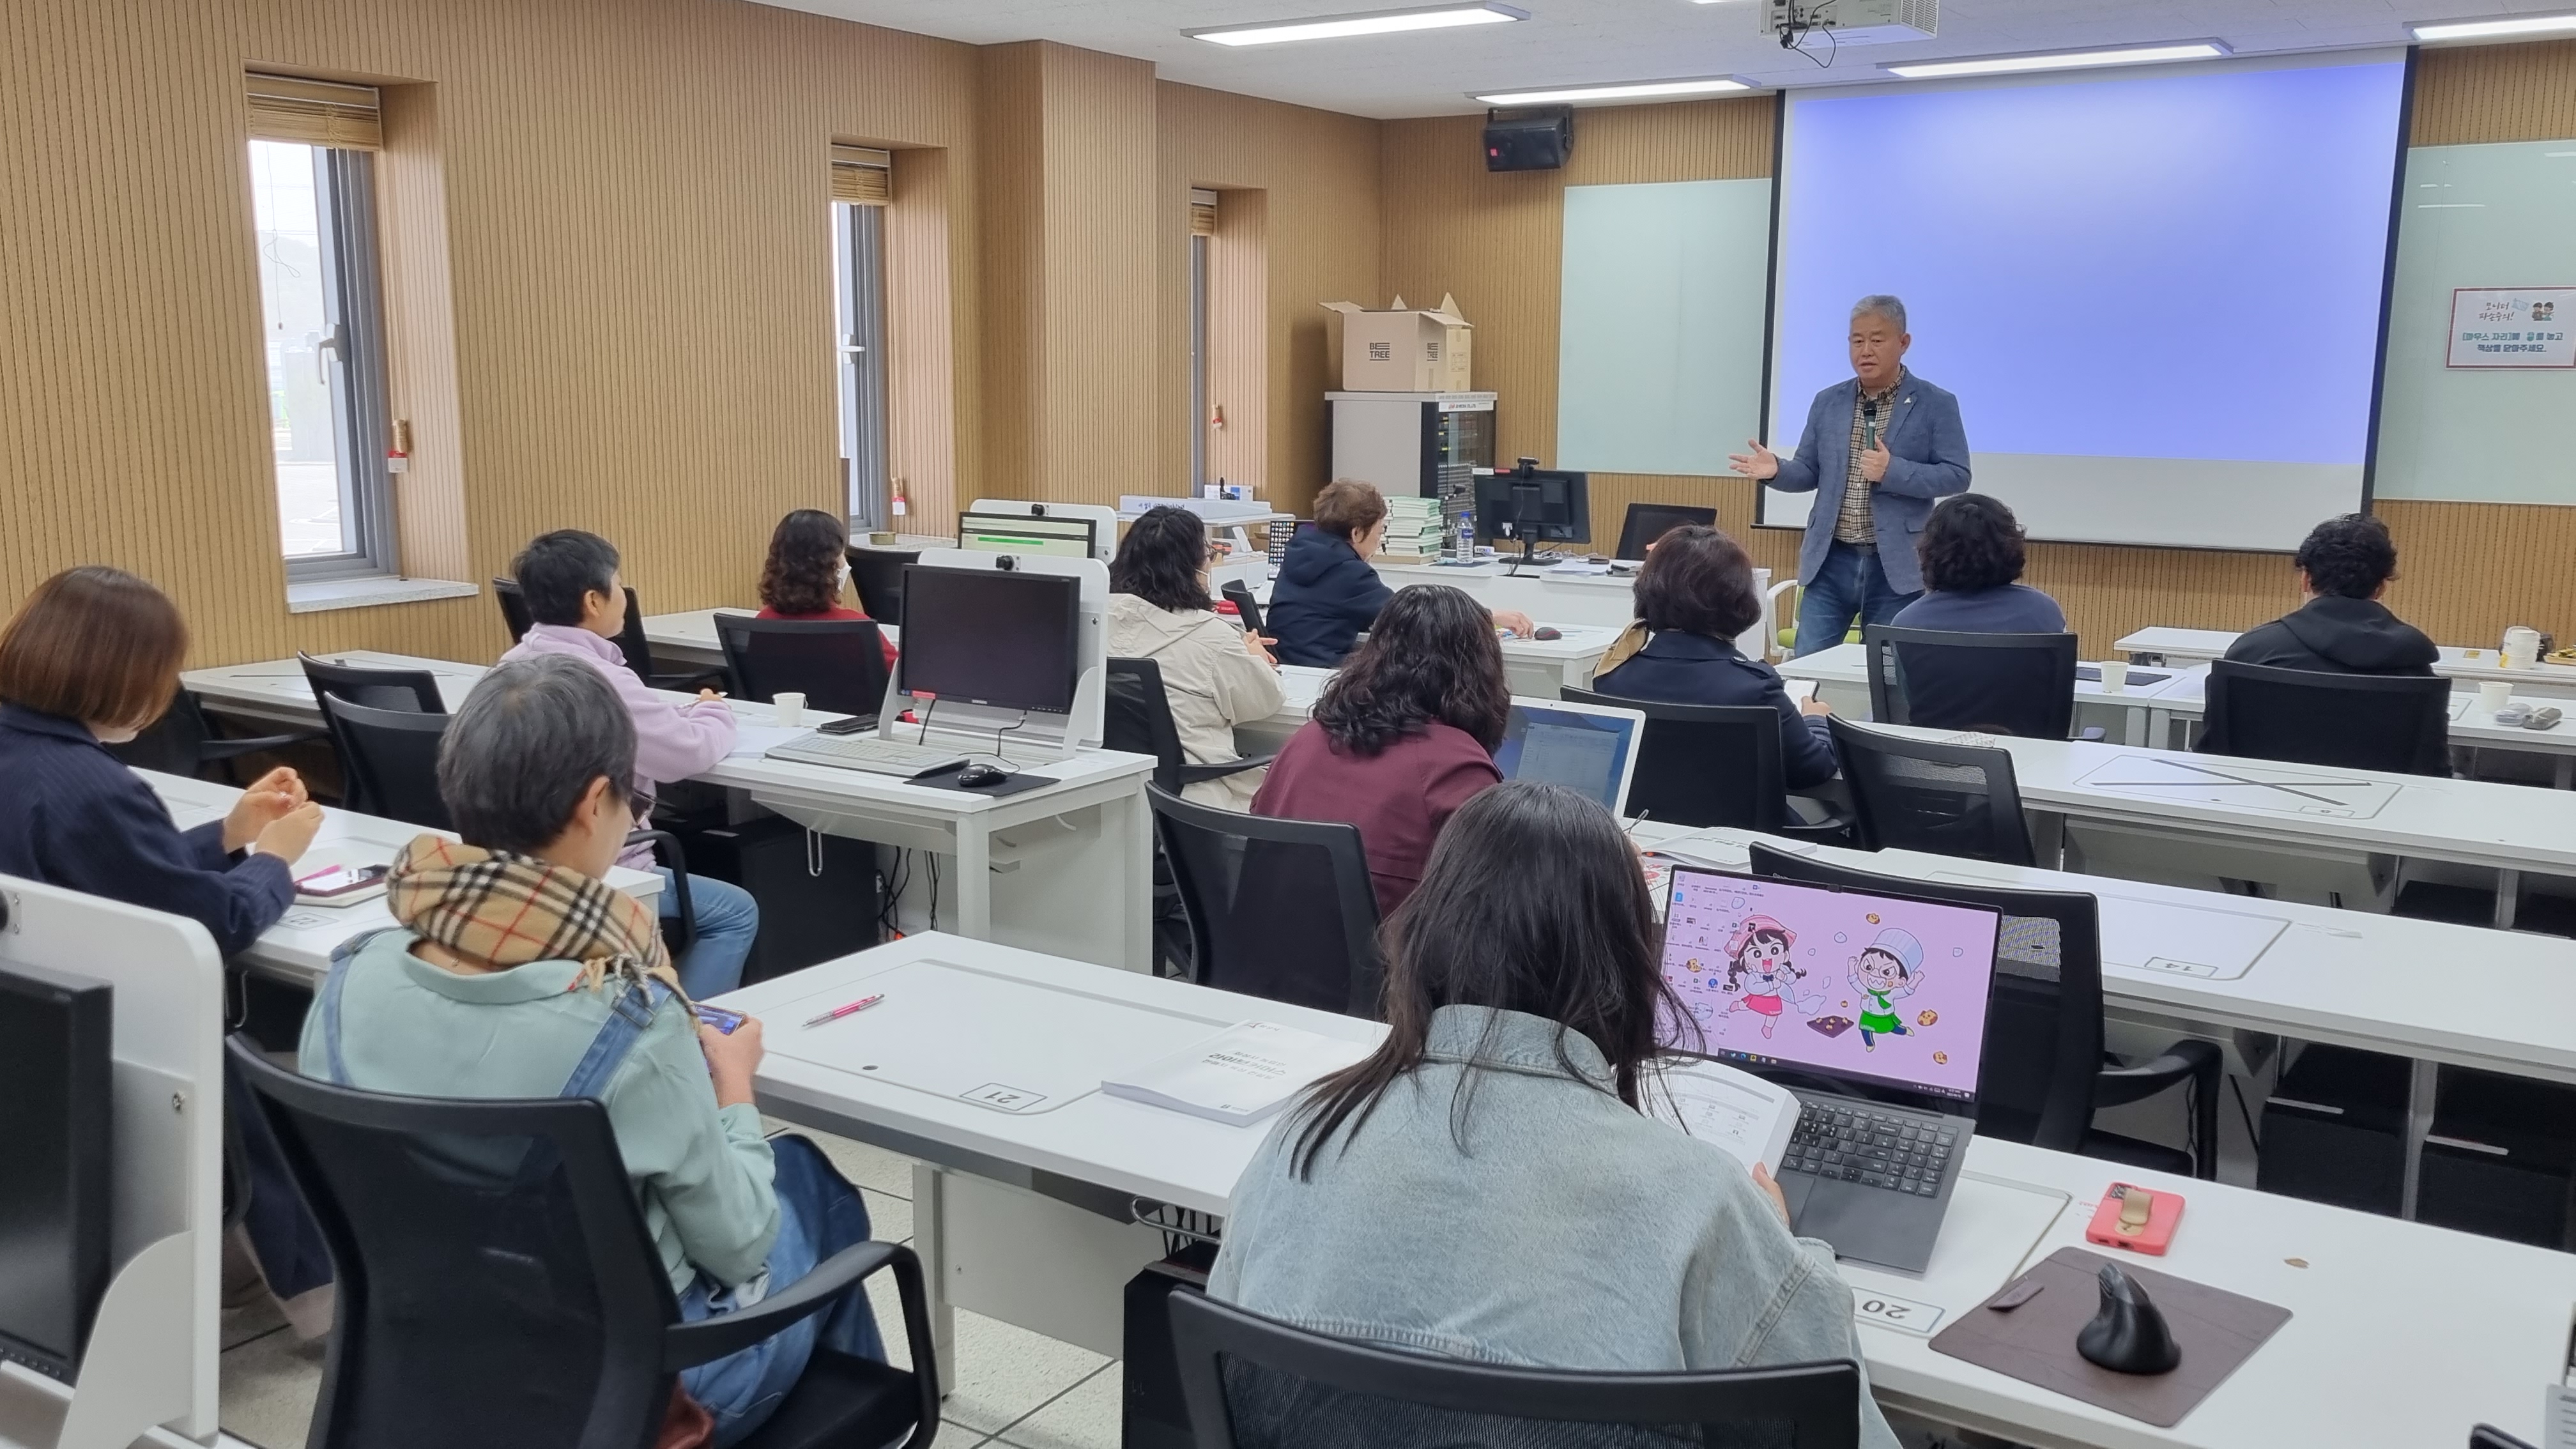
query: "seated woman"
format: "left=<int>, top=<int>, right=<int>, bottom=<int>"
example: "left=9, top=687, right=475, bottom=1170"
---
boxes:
left=1591, top=525, right=1839, bottom=792
left=756, top=508, right=899, bottom=673
left=1107, top=505, right=1284, bottom=809
left=303, top=655, right=883, bottom=1448
left=1211, top=781, right=1899, bottom=1449
left=1252, top=585, right=1503, bottom=918
left=1890, top=493, right=2066, bottom=634
left=1267, top=479, right=1534, bottom=668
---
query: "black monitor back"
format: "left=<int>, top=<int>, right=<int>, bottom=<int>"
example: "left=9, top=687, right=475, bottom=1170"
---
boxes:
left=0, top=962, right=113, bottom=1380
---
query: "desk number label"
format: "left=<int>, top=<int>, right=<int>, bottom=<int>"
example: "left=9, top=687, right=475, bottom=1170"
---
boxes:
left=1851, top=1288, right=1942, bottom=1335
left=961, top=1082, right=1047, bottom=1112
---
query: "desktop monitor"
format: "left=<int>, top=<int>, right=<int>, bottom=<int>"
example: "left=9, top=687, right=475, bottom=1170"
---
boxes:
left=957, top=511, right=1098, bottom=561
left=898, top=565, right=1082, bottom=714
left=1474, top=464, right=1590, bottom=555
left=1494, top=698, right=1641, bottom=815
left=1656, top=866, right=2001, bottom=1105
left=0, top=962, right=112, bottom=1381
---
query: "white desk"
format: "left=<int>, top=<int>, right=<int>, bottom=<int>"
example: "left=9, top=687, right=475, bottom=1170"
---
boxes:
left=2119, top=625, right=2576, bottom=700
left=1777, top=643, right=2198, bottom=747
left=730, top=932, right=2576, bottom=1449
left=181, top=652, right=1159, bottom=973
left=2145, top=665, right=2576, bottom=788
left=639, top=608, right=894, bottom=673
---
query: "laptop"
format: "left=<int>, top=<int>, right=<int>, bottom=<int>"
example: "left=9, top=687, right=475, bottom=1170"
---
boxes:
left=1655, top=865, right=2004, bottom=1273
left=1493, top=697, right=1644, bottom=815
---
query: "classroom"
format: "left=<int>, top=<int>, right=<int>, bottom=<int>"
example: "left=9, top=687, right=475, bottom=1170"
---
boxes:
left=4, top=2, right=2576, bottom=1447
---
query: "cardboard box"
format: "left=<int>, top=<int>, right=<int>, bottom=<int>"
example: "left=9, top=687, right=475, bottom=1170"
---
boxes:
left=1322, top=293, right=1473, bottom=392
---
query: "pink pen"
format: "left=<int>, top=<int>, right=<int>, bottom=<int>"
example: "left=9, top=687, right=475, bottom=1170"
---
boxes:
left=803, top=993, right=885, bottom=1029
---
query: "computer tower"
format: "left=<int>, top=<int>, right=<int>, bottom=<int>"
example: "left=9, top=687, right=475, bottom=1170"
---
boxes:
left=0, top=963, right=113, bottom=1380
left=1326, top=391, right=1495, bottom=556
left=684, top=816, right=884, bottom=985
left=2257, top=1043, right=2409, bottom=1216
left=2418, top=1066, right=2576, bottom=1250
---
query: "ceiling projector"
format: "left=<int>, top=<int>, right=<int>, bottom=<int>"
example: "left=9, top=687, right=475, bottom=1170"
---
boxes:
left=1765, top=0, right=1939, bottom=47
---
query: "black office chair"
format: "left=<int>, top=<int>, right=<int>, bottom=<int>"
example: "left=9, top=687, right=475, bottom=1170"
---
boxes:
left=490, top=577, right=533, bottom=643
left=299, top=656, right=446, bottom=815
left=1219, top=581, right=1264, bottom=635
left=223, top=1036, right=940, bottom=1449
left=714, top=615, right=892, bottom=721
left=107, top=689, right=324, bottom=783
left=1613, top=502, right=1717, bottom=562
left=1168, top=1291, right=1862, bottom=1449
left=617, top=586, right=728, bottom=694
left=319, top=695, right=454, bottom=832
left=1860, top=624, right=2079, bottom=739
left=845, top=548, right=919, bottom=626
left=1563, top=687, right=1847, bottom=841
left=624, top=828, right=698, bottom=960
left=1825, top=717, right=2038, bottom=866
left=2199, top=660, right=2453, bottom=777
left=1749, top=842, right=2221, bottom=1179
left=2471, top=1427, right=2541, bottom=1449
left=1106, top=658, right=1278, bottom=798
left=1149, top=784, right=1383, bottom=1017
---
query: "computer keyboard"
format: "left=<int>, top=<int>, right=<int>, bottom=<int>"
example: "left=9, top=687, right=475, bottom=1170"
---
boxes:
left=765, top=733, right=967, bottom=777
left=1781, top=1103, right=1956, bottom=1197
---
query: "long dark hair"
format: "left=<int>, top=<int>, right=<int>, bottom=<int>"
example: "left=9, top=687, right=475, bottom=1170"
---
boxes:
left=1310, top=585, right=1508, bottom=754
left=1109, top=506, right=1213, bottom=613
left=759, top=509, right=849, bottom=617
left=1291, top=781, right=1692, bottom=1177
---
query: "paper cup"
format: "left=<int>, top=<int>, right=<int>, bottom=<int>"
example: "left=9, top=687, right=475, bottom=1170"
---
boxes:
left=2481, top=680, right=2513, bottom=714
left=773, top=692, right=806, bottom=727
left=2097, top=661, right=2128, bottom=694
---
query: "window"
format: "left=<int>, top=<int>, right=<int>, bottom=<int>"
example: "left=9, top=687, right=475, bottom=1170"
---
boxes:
left=832, top=146, right=892, bottom=528
left=1189, top=190, right=1216, bottom=489
left=247, top=76, right=395, bottom=579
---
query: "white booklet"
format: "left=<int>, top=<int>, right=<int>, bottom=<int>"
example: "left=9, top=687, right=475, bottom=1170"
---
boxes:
left=1102, top=1021, right=1374, bottom=1127
left=1643, top=1056, right=1800, bottom=1177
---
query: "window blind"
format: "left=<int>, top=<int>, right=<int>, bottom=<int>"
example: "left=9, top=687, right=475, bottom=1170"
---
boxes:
left=244, top=73, right=383, bottom=150
left=1190, top=188, right=1219, bottom=236
left=831, top=145, right=893, bottom=206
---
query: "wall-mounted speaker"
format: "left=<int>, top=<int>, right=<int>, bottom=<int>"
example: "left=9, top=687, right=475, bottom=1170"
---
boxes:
left=1483, top=107, right=1572, bottom=172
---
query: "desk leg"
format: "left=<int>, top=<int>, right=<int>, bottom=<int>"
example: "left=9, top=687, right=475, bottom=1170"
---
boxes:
left=2557, top=755, right=2573, bottom=790
left=2122, top=705, right=2145, bottom=749
left=2495, top=869, right=2521, bottom=931
left=954, top=824, right=993, bottom=940
left=914, top=1165, right=958, bottom=1395
left=2399, top=1058, right=2437, bottom=1222
left=2031, top=811, right=2066, bottom=869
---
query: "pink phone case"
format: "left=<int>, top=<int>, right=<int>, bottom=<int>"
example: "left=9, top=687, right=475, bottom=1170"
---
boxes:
left=2085, top=1182, right=2183, bottom=1255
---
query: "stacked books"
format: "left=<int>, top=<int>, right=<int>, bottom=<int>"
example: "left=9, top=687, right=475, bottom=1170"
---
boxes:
left=1384, top=494, right=1443, bottom=559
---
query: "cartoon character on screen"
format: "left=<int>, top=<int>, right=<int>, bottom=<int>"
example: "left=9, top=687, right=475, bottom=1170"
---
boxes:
left=1720, top=915, right=1813, bottom=1039
left=1848, top=928, right=1924, bottom=1053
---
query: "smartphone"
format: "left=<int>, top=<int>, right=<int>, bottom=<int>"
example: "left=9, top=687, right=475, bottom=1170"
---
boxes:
left=2085, top=1182, right=2182, bottom=1255
left=818, top=716, right=873, bottom=736
left=295, top=863, right=388, bottom=898
left=694, top=1004, right=747, bottom=1034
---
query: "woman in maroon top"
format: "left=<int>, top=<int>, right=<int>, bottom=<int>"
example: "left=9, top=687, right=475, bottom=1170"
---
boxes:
left=754, top=509, right=899, bottom=671
left=1252, top=585, right=1506, bottom=919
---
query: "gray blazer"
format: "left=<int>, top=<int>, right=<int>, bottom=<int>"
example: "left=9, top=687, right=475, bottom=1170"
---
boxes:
left=1209, top=1006, right=1900, bottom=1449
left=1767, top=372, right=1972, bottom=595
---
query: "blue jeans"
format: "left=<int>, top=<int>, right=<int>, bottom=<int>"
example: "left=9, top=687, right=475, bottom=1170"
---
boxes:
left=681, top=1136, right=889, bottom=1446
left=1793, top=540, right=1919, bottom=658
left=661, top=869, right=758, bottom=999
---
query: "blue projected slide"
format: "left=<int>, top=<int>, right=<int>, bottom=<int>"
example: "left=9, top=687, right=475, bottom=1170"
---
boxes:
left=1763, top=57, right=2407, bottom=551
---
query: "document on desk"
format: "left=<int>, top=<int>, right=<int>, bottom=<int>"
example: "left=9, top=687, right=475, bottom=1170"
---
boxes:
left=1931, top=873, right=2289, bottom=981
left=1643, top=1057, right=1798, bottom=1176
left=1103, top=1021, right=1374, bottom=1126
left=1783, top=678, right=1818, bottom=705
left=728, top=722, right=818, bottom=758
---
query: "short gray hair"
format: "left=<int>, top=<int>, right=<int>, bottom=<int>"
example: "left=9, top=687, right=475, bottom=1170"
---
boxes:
left=439, top=655, right=637, bottom=854
left=1851, top=295, right=1908, bottom=332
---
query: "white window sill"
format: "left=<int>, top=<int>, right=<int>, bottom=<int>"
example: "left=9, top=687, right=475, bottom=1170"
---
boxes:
left=286, top=576, right=480, bottom=615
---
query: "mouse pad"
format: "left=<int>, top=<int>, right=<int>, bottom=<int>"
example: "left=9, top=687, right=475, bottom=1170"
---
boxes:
left=909, top=765, right=1058, bottom=798
left=1928, top=1247, right=2290, bottom=1427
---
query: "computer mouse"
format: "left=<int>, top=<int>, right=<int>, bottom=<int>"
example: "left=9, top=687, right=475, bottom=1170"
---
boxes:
left=955, top=762, right=1011, bottom=788
left=1533, top=626, right=1563, bottom=641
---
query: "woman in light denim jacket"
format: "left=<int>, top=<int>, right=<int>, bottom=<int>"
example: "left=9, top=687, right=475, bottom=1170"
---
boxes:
left=1209, top=781, right=1900, bottom=1448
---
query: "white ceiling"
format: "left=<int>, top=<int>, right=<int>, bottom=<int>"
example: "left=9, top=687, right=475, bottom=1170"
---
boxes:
left=753, top=0, right=2560, bottom=118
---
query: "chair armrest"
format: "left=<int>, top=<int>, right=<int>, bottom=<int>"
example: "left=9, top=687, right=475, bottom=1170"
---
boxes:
left=650, top=668, right=729, bottom=694
left=2093, top=1036, right=2222, bottom=1110
left=664, top=1238, right=945, bottom=1449
left=201, top=727, right=328, bottom=762
left=625, top=830, right=693, bottom=936
left=1172, top=751, right=1278, bottom=788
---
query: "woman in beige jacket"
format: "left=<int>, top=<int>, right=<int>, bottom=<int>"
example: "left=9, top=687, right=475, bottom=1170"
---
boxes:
left=1107, top=506, right=1284, bottom=810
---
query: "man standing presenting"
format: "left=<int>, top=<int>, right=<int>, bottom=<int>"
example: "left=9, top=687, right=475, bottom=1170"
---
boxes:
left=1729, top=296, right=1971, bottom=656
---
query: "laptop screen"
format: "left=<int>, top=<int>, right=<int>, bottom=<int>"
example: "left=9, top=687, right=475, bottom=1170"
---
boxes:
left=1656, top=866, right=2002, bottom=1104
left=1492, top=700, right=1639, bottom=813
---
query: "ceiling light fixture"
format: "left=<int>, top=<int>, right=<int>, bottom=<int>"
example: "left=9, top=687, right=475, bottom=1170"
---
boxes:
left=1188, top=2, right=1527, bottom=47
left=2409, top=13, right=2576, bottom=40
left=1472, top=76, right=1754, bottom=104
left=1882, top=40, right=2230, bottom=80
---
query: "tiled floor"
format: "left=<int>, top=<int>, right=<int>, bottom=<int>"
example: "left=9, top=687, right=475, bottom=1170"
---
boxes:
left=217, top=1126, right=1119, bottom=1449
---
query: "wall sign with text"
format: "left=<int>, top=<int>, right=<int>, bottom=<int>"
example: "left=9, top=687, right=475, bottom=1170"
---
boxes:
left=2447, top=287, right=2576, bottom=368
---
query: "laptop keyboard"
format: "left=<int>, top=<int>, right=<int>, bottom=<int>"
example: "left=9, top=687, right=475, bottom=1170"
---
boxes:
left=1782, top=1104, right=1957, bottom=1197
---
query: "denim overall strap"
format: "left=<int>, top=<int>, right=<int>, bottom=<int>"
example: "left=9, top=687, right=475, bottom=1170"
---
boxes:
left=312, top=928, right=406, bottom=1086
left=558, top=976, right=671, bottom=1100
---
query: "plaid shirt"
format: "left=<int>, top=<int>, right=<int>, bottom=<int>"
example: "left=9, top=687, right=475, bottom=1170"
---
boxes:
left=1832, top=371, right=1906, bottom=546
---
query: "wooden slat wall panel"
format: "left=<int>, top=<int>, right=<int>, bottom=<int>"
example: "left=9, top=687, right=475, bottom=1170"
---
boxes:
left=1206, top=189, right=1271, bottom=494
left=976, top=42, right=1045, bottom=506
left=886, top=146, right=961, bottom=537
left=2413, top=39, right=2576, bottom=145
left=1036, top=43, right=1160, bottom=507
left=376, top=81, right=470, bottom=585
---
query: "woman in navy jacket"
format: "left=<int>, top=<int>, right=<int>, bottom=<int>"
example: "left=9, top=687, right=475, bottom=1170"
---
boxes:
left=1590, top=525, right=1841, bottom=792
left=1268, top=479, right=1533, bottom=668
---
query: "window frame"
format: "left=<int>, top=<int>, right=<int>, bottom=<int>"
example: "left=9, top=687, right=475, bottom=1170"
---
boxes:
left=834, top=199, right=891, bottom=530
left=276, top=144, right=399, bottom=583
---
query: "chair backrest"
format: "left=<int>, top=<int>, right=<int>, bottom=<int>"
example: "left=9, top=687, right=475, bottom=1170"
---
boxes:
left=613, top=587, right=661, bottom=683
left=491, top=578, right=533, bottom=643
left=1148, top=784, right=1383, bottom=1017
left=299, top=653, right=445, bottom=714
left=1860, top=624, right=2078, bottom=739
left=712, top=614, right=890, bottom=719
left=1747, top=841, right=2101, bottom=1151
left=1562, top=686, right=1789, bottom=831
left=2201, top=659, right=2452, bottom=777
left=1106, top=657, right=1190, bottom=794
left=224, top=1034, right=679, bottom=1449
left=1825, top=717, right=2035, bottom=866
left=1613, top=502, right=1717, bottom=562
left=845, top=548, right=919, bottom=625
left=105, top=690, right=221, bottom=777
left=321, top=694, right=454, bottom=831
left=1220, top=581, right=1264, bottom=634
left=1168, top=1291, right=1860, bottom=1449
